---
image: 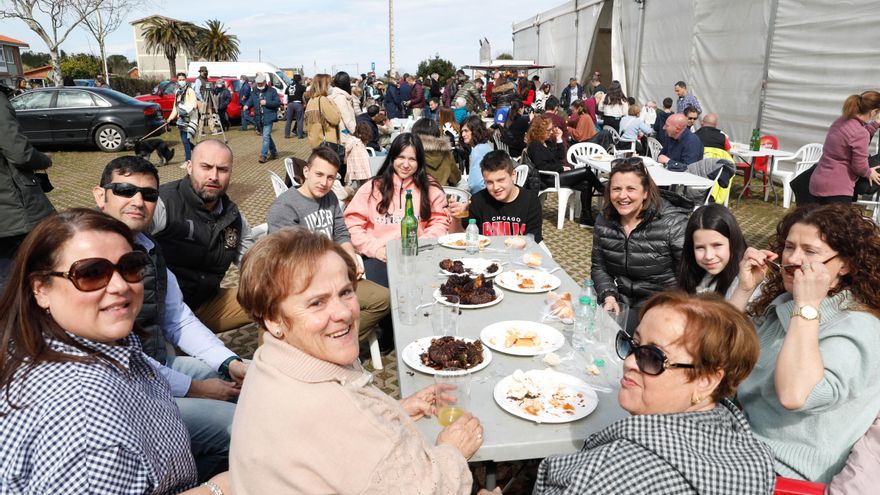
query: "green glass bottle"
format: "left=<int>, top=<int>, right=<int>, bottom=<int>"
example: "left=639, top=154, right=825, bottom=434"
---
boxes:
left=750, top=128, right=761, bottom=151
left=401, top=189, right=419, bottom=256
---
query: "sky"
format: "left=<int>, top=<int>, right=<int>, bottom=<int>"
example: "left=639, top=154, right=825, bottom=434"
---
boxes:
left=3, top=0, right=565, bottom=75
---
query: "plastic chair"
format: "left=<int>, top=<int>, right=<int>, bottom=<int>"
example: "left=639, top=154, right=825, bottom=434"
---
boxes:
left=701, top=167, right=732, bottom=207
left=365, top=328, right=383, bottom=370
left=647, top=136, right=663, bottom=159
left=283, top=157, right=300, bottom=187
left=856, top=190, right=880, bottom=224
left=769, top=143, right=823, bottom=208
left=538, top=169, right=578, bottom=230
left=737, top=135, right=778, bottom=199
left=605, top=126, right=620, bottom=144
left=443, top=186, right=471, bottom=204
left=250, top=222, right=268, bottom=240
left=365, top=147, right=376, bottom=157
left=513, top=164, right=529, bottom=187
left=774, top=476, right=825, bottom=495
left=567, top=142, right=608, bottom=168
left=269, top=170, right=288, bottom=197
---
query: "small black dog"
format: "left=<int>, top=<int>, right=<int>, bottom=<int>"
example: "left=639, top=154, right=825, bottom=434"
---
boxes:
left=134, top=139, right=175, bottom=166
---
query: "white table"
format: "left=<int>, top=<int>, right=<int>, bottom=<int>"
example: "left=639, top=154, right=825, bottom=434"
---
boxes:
left=576, top=155, right=714, bottom=188
left=386, top=238, right=627, bottom=469
left=730, top=143, right=794, bottom=206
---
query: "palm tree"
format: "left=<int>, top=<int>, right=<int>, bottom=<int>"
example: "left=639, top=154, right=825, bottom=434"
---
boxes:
left=141, top=17, right=199, bottom=79
left=196, top=20, right=240, bottom=62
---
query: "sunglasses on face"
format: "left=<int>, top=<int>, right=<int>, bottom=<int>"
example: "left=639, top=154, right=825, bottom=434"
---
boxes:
left=47, top=251, right=150, bottom=292
left=103, top=183, right=159, bottom=202
left=615, top=331, right=696, bottom=376
left=773, top=253, right=839, bottom=276
left=687, top=117, right=698, bottom=121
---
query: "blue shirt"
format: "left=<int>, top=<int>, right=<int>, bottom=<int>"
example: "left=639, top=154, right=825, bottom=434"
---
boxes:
left=0, top=333, right=198, bottom=493
left=467, top=143, right=493, bottom=194
left=663, top=129, right=704, bottom=171
left=136, top=233, right=235, bottom=397
left=676, top=93, right=702, bottom=114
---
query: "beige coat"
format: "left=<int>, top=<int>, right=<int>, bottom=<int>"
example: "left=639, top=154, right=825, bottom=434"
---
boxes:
left=305, top=95, right=341, bottom=149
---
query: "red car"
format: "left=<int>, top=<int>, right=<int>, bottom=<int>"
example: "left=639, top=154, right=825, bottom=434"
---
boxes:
left=136, top=77, right=244, bottom=120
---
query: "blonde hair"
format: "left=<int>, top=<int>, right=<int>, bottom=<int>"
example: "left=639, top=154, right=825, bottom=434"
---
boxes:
left=310, top=74, right=332, bottom=98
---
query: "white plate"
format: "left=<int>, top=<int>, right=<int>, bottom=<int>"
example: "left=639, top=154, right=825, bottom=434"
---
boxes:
left=480, top=321, right=565, bottom=356
left=438, top=233, right=492, bottom=250
left=589, top=154, right=612, bottom=162
left=401, top=336, right=493, bottom=375
left=495, top=269, right=562, bottom=293
left=493, top=369, right=599, bottom=423
left=438, top=258, right=503, bottom=278
left=433, top=287, right=504, bottom=309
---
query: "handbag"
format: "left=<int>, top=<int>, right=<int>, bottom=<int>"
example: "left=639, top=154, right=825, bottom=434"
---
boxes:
left=317, top=97, right=346, bottom=166
left=34, top=171, right=53, bottom=193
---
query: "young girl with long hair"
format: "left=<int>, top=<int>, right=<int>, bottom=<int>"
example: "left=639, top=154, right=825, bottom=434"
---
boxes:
left=677, top=204, right=747, bottom=298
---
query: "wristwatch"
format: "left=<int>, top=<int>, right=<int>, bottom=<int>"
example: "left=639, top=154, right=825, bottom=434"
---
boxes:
left=218, top=356, right=243, bottom=380
left=791, top=305, right=820, bottom=321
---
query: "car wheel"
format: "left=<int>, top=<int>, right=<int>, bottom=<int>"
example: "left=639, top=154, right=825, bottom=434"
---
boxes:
left=95, top=124, right=126, bottom=152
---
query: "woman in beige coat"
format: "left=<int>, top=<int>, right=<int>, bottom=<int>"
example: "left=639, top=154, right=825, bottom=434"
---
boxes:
left=305, top=74, right=341, bottom=149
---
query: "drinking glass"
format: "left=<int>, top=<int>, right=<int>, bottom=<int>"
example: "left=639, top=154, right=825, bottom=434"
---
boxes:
left=434, top=368, right=470, bottom=426
left=397, top=282, right=423, bottom=325
left=430, top=295, right=460, bottom=337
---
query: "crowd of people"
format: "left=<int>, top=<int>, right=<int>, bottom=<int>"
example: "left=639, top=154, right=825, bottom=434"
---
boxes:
left=1, top=66, right=880, bottom=495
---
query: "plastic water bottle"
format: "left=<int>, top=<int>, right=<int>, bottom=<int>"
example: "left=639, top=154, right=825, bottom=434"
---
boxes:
left=465, top=219, right=480, bottom=255
left=573, top=280, right=597, bottom=351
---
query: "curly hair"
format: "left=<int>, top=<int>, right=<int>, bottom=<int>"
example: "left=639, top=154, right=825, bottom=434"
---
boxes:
left=749, top=203, right=880, bottom=319
left=525, top=115, right=550, bottom=145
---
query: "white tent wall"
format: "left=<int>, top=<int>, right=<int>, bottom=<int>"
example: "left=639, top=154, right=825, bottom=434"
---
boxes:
left=762, top=0, right=880, bottom=151
left=515, top=0, right=880, bottom=154
left=512, top=0, right=604, bottom=95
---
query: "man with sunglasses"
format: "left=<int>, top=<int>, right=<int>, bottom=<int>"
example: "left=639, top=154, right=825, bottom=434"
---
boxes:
left=151, top=139, right=254, bottom=335
left=93, top=155, right=245, bottom=481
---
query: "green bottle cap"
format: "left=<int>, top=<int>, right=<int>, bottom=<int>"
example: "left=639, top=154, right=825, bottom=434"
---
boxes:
left=594, top=358, right=605, bottom=368
left=468, top=219, right=476, bottom=224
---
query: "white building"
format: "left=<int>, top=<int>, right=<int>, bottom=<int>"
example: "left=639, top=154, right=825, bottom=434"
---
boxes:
left=131, top=15, right=191, bottom=81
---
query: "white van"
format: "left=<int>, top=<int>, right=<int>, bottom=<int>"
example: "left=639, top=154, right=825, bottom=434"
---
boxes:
left=187, top=61, right=292, bottom=104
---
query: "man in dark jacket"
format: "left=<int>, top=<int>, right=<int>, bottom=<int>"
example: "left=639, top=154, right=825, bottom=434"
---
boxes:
left=407, top=75, right=425, bottom=118
left=356, top=105, right=382, bottom=151
left=0, top=83, right=54, bottom=288
left=384, top=78, right=403, bottom=119
left=213, top=80, right=232, bottom=131
left=238, top=75, right=253, bottom=131
left=658, top=113, right=704, bottom=172
left=560, top=78, right=584, bottom=112
left=398, top=74, right=412, bottom=116
left=152, top=139, right=254, bottom=334
left=244, top=74, right=281, bottom=163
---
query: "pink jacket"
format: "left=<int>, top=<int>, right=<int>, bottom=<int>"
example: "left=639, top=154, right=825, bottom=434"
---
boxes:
left=810, top=117, right=880, bottom=197
left=827, top=413, right=880, bottom=495
left=344, top=174, right=450, bottom=258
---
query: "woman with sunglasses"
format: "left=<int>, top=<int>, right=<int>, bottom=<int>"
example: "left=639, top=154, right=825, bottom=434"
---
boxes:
left=534, top=291, right=775, bottom=494
left=732, top=203, right=880, bottom=483
left=677, top=204, right=748, bottom=299
left=0, top=209, right=229, bottom=494
left=591, top=158, right=692, bottom=330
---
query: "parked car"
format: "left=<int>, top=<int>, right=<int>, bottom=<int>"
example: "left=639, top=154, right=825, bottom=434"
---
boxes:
left=136, top=77, right=243, bottom=120
left=11, top=86, right=165, bottom=152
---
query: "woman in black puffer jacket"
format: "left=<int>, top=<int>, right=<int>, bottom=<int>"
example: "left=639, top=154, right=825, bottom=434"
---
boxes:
left=591, top=158, right=692, bottom=332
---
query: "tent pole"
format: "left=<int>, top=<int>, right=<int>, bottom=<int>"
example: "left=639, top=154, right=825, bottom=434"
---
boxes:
left=632, top=0, right=647, bottom=100
left=756, top=0, right=780, bottom=130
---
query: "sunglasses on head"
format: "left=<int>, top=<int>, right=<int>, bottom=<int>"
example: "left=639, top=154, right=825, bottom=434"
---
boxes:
left=103, top=183, right=159, bottom=202
left=611, top=157, right=646, bottom=170
left=615, top=331, right=695, bottom=376
left=47, top=251, right=150, bottom=292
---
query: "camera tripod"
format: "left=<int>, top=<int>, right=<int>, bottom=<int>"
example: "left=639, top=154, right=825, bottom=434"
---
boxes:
left=196, top=81, right=228, bottom=143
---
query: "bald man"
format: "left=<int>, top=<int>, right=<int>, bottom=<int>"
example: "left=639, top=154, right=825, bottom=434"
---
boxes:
left=694, top=113, right=731, bottom=151
left=657, top=113, right=704, bottom=172
left=152, top=139, right=254, bottom=333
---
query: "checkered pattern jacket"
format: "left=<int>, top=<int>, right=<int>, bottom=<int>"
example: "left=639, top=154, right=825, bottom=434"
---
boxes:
left=534, top=399, right=775, bottom=494
left=0, top=333, right=197, bottom=494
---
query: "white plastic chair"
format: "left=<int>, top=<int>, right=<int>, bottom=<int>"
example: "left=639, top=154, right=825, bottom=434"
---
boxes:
left=566, top=142, right=608, bottom=168
left=250, top=222, right=268, bottom=240
left=699, top=167, right=731, bottom=207
left=605, top=126, right=620, bottom=144
left=443, top=186, right=471, bottom=203
left=365, top=147, right=376, bottom=157
left=615, top=139, right=637, bottom=157
left=856, top=191, right=880, bottom=224
left=537, top=170, right=578, bottom=230
left=514, top=164, right=529, bottom=187
left=269, top=170, right=288, bottom=197
left=768, top=143, right=823, bottom=208
left=283, top=158, right=300, bottom=187
left=647, top=137, right=663, bottom=159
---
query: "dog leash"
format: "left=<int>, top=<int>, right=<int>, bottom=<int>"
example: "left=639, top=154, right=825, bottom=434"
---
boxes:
left=135, top=121, right=170, bottom=143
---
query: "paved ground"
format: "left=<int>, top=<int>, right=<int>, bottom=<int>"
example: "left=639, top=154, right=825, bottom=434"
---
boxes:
left=41, top=124, right=794, bottom=493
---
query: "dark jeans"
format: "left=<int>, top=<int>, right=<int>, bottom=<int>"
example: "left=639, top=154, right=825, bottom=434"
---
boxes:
left=363, top=257, right=389, bottom=288
left=240, top=109, right=254, bottom=131
left=0, top=233, right=26, bottom=291
left=603, top=116, right=622, bottom=132
left=541, top=167, right=605, bottom=222
left=217, top=110, right=229, bottom=130
left=284, top=101, right=304, bottom=138
left=816, top=177, right=879, bottom=204
left=178, top=127, right=194, bottom=161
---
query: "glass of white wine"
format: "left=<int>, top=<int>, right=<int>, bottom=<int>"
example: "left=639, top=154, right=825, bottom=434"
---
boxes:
left=434, top=368, right=470, bottom=426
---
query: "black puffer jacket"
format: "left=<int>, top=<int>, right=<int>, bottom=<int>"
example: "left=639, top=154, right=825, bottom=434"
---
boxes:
left=591, top=190, right=692, bottom=308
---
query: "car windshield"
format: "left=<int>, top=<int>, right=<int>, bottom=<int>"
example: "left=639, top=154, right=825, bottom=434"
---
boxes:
left=275, top=71, right=292, bottom=85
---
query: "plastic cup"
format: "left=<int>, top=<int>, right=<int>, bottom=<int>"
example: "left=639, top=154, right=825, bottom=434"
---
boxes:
left=434, top=368, right=470, bottom=426
left=397, top=283, right=423, bottom=325
left=430, top=295, right=460, bottom=337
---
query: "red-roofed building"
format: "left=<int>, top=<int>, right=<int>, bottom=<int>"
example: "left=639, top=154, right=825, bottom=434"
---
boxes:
left=0, top=35, right=29, bottom=87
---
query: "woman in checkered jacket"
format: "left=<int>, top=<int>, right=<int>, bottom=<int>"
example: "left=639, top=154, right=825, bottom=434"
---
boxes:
left=534, top=291, right=776, bottom=494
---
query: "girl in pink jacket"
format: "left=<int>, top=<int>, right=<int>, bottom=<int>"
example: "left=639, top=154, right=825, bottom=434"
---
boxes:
left=344, top=133, right=450, bottom=286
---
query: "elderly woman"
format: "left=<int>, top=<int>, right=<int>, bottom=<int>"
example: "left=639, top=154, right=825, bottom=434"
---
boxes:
left=591, top=157, right=691, bottom=330
left=231, top=228, right=483, bottom=494
left=534, top=291, right=775, bottom=494
left=0, top=209, right=227, bottom=494
left=732, top=203, right=880, bottom=483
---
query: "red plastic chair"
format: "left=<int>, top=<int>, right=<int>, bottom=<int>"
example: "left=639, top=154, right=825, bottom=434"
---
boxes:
left=774, top=476, right=826, bottom=495
left=737, top=135, right=778, bottom=198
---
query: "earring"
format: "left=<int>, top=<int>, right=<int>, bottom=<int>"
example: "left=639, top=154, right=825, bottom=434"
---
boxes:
left=45, top=308, right=51, bottom=315
left=691, top=394, right=701, bottom=405
left=272, top=330, right=282, bottom=338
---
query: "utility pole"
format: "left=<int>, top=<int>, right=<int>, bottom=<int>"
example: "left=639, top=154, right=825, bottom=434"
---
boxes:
left=389, top=0, right=396, bottom=78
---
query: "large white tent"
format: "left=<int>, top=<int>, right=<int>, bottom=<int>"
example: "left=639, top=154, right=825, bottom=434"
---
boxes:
left=513, top=0, right=880, bottom=152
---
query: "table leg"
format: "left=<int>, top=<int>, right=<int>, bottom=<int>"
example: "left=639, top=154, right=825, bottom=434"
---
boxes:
left=736, top=158, right=757, bottom=207
left=485, top=461, right=497, bottom=490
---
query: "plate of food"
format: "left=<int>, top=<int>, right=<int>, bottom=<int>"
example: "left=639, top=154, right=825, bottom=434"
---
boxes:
left=590, top=153, right=612, bottom=162
left=480, top=321, right=565, bottom=356
left=436, top=274, right=504, bottom=309
left=438, top=258, right=503, bottom=278
left=438, top=233, right=492, bottom=250
left=401, top=336, right=493, bottom=375
left=495, top=269, right=562, bottom=293
left=494, top=369, right=598, bottom=423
